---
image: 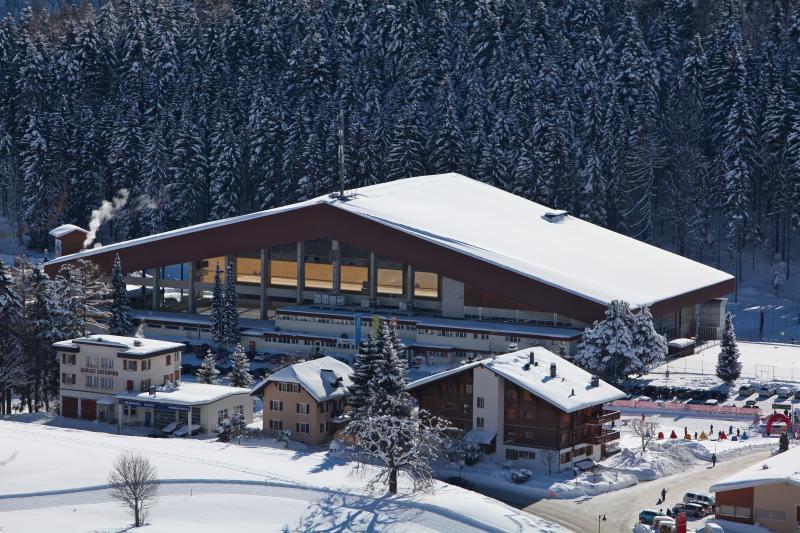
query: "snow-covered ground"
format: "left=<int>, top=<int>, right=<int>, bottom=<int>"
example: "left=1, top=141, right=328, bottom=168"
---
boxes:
left=607, top=414, right=778, bottom=482
left=647, top=341, right=800, bottom=385
left=0, top=416, right=560, bottom=533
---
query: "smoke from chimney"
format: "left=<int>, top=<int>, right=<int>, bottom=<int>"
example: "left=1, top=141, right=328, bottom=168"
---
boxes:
left=83, top=189, right=129, bottom=248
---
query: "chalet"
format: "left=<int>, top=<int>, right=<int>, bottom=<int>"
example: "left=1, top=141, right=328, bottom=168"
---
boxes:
left=407, top=347, right=625, bottom=472
left=251, top=356, right=352, bottom=445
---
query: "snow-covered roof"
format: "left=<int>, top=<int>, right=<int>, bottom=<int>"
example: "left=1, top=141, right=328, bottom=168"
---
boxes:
left=252, top=356, right=353, bottom=402
left=46, top=174, right=732, bottom=309
left=49, top=224, right=88, bottom=238
left=328, top=174, right=733, bottom=307
left=709, top=446, right=800, bottom=493
left=116, top=382, right=251, bottom=406
left=53, top=334, right=184, bottom=356
left=408, top=347, right=625, bottom=413
left=464, top=428, right=496, bottom=445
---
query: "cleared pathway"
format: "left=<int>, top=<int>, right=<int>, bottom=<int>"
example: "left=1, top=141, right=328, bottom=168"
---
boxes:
left=523, top=450, right=772, bottom=533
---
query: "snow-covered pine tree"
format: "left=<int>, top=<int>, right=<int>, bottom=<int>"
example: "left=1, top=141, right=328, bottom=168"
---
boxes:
left=574, top=300, right=636, bottom=383
left=0, top=260, right=24, bottom=414
left=196, top=349, right=220, bottom=384
left=630, top=306, right=667, bottom=373
left=222, top=258, right=240, bottom=345
left=716, top=312, right=742, bottom=383
left=108, top=253, right=132, bottom=335
left=210, top=263, right=224, bottom=345
left=227, top=343, right=253, bottom=388
left=347, top=333, right=383, bottom=413
left=372, top=320, right=410, bottom=416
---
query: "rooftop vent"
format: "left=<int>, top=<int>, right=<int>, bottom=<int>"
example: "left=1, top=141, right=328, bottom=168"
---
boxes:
left=543, top=210, right=568, bottom=223
left=590, top=375, right=600, bottom=388
left=133, top=339, right=143, bottom=347
left=569, top=388, right=575, bottom=397
left=550, top=362, right=557, bottom=378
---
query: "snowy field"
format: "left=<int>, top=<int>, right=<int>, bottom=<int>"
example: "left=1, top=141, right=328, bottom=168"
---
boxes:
left=645, top=341, right=800, bottom=385
left=0, top=416, right=560, bottom=533
left=608, top=414, right=777, bottom=481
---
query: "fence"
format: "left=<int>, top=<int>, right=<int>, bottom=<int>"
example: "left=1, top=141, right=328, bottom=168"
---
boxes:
left=609, top=399, right=761, bottom=419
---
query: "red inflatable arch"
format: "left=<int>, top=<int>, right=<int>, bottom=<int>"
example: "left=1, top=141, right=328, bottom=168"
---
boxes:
left=766, top=413, right=792, bottom=435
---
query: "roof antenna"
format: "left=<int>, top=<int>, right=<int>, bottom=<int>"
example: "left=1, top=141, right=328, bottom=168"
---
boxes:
left=330, top=107, right=352, bottom=201
left=338, top=107, right=345, bottom=198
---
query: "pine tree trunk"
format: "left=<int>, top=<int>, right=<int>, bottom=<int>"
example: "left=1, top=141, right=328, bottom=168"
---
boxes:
left=389, top=468, right=398, bottom=494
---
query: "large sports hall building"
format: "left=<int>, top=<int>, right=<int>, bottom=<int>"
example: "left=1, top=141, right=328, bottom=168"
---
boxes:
left=44, top=174, right=735, bottom=363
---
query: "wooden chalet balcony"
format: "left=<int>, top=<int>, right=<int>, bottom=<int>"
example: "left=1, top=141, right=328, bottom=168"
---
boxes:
left=589, top=429, right=620, bottom=445
left=587, top=410, right=621, bottom=426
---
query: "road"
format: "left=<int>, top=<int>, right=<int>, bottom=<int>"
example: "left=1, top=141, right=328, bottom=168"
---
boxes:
left=523, top=450, right=771, bottom=533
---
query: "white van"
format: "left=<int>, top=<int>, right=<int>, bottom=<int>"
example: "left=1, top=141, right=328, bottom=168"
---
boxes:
left=683, top=491, right=715, bottom=508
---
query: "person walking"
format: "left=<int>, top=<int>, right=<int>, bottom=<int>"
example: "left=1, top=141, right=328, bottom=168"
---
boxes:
left=661, top=488, right=667, bottom=502
left=711, top=453, right=717, bottom=467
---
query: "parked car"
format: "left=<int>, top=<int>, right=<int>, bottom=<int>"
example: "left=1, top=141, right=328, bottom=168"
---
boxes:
left=777, top=386, right=792, bottom=399
left=745, top=399, right=758, bottom=408
left=795, top=389, right=800, bottom=400
left=639, top=509, right=665, bottom=524
left=675, top=388, right=693, bottom=400
left=738, top=384, right=754, bottom=396
left=683, top=501, right=709, bottom=517
left=759, top=384, right=777, bottom=397
left=252, top=353, right=270, bottom=362
left=683, top=492, right=715, bottom=509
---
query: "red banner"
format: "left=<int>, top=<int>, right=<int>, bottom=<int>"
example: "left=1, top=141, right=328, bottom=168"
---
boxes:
left=675, top=512, right=687, bottom=533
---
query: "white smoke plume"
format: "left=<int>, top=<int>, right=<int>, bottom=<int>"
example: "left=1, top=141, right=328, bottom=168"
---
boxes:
left=83, top=189, right=129, bottom=248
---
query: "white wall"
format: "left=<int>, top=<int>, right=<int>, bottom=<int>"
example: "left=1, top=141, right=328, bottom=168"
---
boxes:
left=440, top=277, right=465, bottom=318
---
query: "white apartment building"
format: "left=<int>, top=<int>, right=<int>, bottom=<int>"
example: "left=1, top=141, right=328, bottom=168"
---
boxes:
left=55, top=335, right=252, bottom=433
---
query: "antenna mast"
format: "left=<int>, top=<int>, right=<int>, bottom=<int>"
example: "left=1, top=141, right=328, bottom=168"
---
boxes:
left=338, top=107, right=345, bottom=198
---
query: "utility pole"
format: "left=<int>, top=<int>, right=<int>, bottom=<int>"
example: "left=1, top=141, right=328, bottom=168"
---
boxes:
left=338, top=107, right=345, bottom=198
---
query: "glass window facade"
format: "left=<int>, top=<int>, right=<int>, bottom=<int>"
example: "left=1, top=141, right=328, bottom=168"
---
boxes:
left=195, top=257, right=226, bottom=283
left=377, top=259, right=404, bottom=296
left=414, top=270, right=439, bottom=299
left=235, top=250, right=261, bottom=285
left=270, top=244, right=297, bottom=288
left=340, top=243, right=369, bottom=294
left=303, top=239, right=333, bottom=290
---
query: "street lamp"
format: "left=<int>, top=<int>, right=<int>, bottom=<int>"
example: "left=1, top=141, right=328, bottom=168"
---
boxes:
left=597, top=513, right=606, bottom=533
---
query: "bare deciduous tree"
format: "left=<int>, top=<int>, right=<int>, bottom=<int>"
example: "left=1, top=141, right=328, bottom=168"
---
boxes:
left=630, top=418, right=659, bottom=453
left=108, top=452, right=158, bottom=528
left=542, top=449, right=557, bottom=475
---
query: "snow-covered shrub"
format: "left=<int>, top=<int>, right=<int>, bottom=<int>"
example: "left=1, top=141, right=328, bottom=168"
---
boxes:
left=511, top=469, right=532, bottom=484
left=444, top=439, right=482, bottom=466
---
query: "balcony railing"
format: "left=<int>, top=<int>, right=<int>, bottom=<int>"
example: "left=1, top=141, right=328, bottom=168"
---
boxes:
left=589, top=429, right=620, bottom=445
left=587, top=410, right=621, bottom=426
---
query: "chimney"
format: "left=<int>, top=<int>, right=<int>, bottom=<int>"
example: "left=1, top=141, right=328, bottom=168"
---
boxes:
left=133, top=339, right=143, bottom=347
left=550, top=362, right=557, bottom=378
left=569, top=388, right=575, bottom=397
left=528, top=352, right=535, bottom=366
left=590, top=375, right=600, bottom=388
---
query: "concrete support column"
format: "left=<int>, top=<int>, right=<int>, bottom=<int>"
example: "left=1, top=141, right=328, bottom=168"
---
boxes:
left=151, top=268, right=160, bottom=311
left=296, top=242, right=305, bottom=304
left=331, top=240, right=341, bottom=296
left=260, top=248, right=270, bottom=320
left=188, top=261, right=197, bottom=314
left=404, top=264, right=414, bottom=303
left=368, top=252, right=377, bottom=301
left=187, top=406, right=192, bottom=439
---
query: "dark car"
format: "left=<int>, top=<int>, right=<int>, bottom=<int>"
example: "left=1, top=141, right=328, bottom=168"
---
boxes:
left=745, top=399, right=758, bottom=408
left=675, top=388, right=693, bottom=400
left=795, top=389, right=800, bottom=400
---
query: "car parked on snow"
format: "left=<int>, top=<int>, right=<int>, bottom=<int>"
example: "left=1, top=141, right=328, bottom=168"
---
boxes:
left=682, top=492, right=715, bottom=510
left=759, top=384, right=776, bottom=397
left=795, top=389, right=800, bottom=400
left=683, top=501, right=709, bottom=517
left=777, top=386, right=792, bottom=399
left=745, top=399, right=758, bottom=408
left=639, top=509, right=665, bottom=524
left=738, top=384, right=754, bottom=396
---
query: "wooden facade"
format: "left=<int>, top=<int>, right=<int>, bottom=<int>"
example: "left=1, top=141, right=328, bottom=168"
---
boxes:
left=410, top=368, right=620, bottom=458
left=414, top=371, right=474, bottom=433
